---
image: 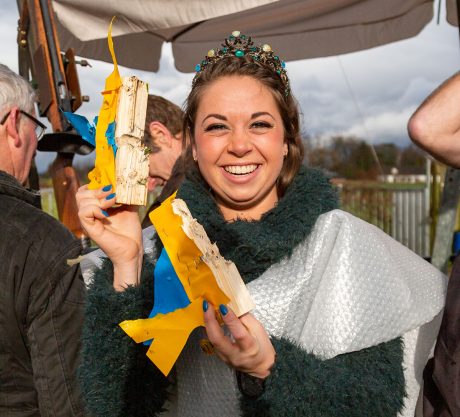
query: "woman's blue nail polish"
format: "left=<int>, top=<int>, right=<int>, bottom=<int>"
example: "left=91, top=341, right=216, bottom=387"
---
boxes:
left=101, top=210, right=109, bottom=217
left=219, top=304, right=228, bottom=316
left=102, top=185, right=112, bottom=192
left=203, top=300, right=208, bottom=312
left=106, top=193, right=116, bottom=200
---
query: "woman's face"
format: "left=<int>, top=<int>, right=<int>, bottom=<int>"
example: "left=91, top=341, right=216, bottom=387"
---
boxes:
left=193, top=75, right=287, bottom=221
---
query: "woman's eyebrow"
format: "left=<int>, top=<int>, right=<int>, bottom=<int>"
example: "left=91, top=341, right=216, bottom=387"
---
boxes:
left=202, top=114, right=227, bottom=125
left=201, top=112, right=274, bottom=126
left=251, top=112, right=274, bottom=120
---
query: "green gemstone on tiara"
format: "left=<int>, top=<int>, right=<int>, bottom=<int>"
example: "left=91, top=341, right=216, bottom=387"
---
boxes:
left=193, top=31, right=290, bottom=96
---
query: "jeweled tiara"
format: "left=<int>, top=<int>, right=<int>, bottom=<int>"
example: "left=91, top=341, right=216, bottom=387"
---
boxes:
left=193, top=31, right=290, bottom=96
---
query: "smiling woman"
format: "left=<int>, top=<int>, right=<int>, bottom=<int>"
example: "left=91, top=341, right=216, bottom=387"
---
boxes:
left=191, top=75, right=287, bottom=220
left=76, top=32, right=446, bottom=417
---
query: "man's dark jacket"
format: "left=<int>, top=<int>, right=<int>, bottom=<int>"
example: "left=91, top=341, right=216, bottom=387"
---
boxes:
left=423, top=255, right=460, bottom=417
left=0, top=171, right=87, bottom=416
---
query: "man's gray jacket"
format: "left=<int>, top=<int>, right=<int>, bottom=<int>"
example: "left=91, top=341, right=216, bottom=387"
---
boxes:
left=0, top=170, right=87, bottom=416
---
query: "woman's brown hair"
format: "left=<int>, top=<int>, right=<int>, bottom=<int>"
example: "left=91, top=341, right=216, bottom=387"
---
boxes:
left=182, top=54, right=304, bottom=197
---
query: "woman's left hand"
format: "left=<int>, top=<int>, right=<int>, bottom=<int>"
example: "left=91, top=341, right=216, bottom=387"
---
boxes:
left=203, top=302, right=276, bottom=379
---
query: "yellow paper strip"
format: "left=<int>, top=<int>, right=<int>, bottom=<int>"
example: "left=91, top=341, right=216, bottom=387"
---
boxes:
left=87, top=17, right=121, bottom=190
left=119, top=194, right=230, bottom=376
left=149, top=193, right=230, bottom=307
left=120, top=298, right=204, bottom=376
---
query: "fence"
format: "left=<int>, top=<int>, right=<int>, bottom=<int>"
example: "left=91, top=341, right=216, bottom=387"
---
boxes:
left=335, top=180, right=431, bottom=258
left=40, top=187, right=156, bottom=223
left=41, top=181, right=432, bottom=258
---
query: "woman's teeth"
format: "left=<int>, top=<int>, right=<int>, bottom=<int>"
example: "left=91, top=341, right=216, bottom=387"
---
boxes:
left=224, top=164, right=258, bottom=175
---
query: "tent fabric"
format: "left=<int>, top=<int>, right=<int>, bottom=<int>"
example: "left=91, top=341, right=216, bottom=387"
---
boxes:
left=53, top=0, right=453, bottom=73
left=53, top=0, right=278, bottom=40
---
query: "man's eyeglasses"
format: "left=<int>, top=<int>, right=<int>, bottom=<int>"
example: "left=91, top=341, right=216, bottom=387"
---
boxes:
left=0, top=109, right=46, bottom=141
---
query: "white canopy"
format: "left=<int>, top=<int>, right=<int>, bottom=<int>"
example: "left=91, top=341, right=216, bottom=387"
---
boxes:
left=54, top=0, right=458, bottom=72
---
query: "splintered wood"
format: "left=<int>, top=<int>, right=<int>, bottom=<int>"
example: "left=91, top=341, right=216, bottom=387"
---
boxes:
left=171, top=198, right=255, bottom=317
left=115, top=76, right=149, bottom=205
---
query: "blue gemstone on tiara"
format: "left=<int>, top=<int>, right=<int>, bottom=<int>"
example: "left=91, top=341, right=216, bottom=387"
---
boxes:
left=235, top=49, right=245, bottom=57
left=195, top=64, right=201, bottom=71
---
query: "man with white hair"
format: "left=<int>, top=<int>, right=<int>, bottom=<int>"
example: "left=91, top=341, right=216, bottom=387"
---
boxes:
left=0, top=64, right=87, bottom=416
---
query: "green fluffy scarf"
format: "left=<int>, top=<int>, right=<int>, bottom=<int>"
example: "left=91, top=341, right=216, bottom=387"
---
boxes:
left=176, top=166, right=339, bottom=283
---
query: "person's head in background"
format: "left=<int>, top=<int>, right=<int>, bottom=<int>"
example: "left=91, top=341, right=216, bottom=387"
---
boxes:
left=0, top=64, right=44, bottom=185
left=143, top=94, right=184, bottom=191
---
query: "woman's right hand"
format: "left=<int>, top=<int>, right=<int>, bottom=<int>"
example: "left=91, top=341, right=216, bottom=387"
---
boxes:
left=76, top=184, right=143, bottom=290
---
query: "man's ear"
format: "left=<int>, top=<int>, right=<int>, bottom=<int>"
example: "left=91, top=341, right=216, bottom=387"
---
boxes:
left=147, top=177, right=158, bottom=191
left=5, top=107, right=21, bottom=147
left=149, top=121, right=174, bottom=147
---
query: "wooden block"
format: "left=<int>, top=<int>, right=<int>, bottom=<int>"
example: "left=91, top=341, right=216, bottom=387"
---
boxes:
left=172, top=198, right=255, bottom=317
left=114, top=76, right=149, bottom=205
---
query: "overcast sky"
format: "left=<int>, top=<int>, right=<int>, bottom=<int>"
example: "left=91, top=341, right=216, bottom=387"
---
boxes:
left=1, top=0, right=459, bottom=172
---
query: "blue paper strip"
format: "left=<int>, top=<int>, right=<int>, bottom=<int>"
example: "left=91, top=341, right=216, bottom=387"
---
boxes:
left=105, top=121, right=117, bottom=155
left=144, top=248, right=190, bottom=345
left=63, top=111, right=96, bottom=146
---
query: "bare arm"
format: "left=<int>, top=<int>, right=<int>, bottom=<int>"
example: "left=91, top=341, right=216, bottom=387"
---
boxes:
left=76, top=185, right=143, bottom=291
left=408, top=71, right=460, bottom=167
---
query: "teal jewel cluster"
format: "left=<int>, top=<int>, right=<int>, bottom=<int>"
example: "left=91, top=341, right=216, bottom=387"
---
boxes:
left=193, top=30, right=290, bottom=96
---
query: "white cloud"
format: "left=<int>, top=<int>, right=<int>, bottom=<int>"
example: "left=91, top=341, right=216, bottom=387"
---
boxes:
left=289, top=13, right=460, bottom=145
left=0, top=3, right=19, bottom=71
left=342, top=108, right=415, bottom=145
